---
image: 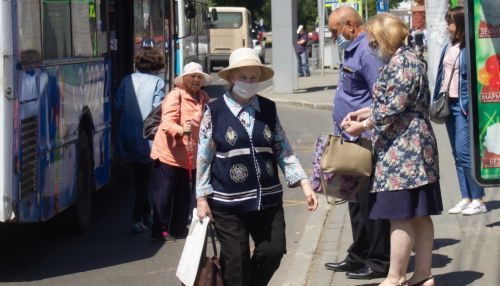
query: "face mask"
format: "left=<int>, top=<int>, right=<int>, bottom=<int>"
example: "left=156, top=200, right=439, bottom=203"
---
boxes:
left=335, top=25, right=351, bottom=49
left=233, top=80, right=259, bottom=100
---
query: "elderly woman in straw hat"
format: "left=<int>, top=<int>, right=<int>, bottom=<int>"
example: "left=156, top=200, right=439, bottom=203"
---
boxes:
left=195, top=48, right=318, bottom=286
left=150, top=62, right=212, bottom=242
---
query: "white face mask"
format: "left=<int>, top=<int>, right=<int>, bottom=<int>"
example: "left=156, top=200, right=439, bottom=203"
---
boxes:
left=233, top=80, right=260, bottom=100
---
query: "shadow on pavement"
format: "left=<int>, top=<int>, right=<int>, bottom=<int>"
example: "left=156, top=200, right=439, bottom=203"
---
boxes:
left=435, top=271, right=484, bottom=285
left=294, top=85, right=337, bottom=93
left=0, top=161, right=164, bottom=282
left=434, top=238, right=461, bottom=250
left=485, top=200, right=500, bottom=212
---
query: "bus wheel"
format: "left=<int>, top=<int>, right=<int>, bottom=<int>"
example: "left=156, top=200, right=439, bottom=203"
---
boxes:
left=67, top=131, right=93, bottom=234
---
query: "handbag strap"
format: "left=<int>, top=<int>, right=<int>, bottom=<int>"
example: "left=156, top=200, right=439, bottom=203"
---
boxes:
left=444, top=53, right=460, bottom=92
left=208, top=222, right=218, bottom=256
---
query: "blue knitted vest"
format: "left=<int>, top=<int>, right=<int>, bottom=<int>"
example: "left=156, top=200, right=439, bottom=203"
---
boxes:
left=207, top=95, right=283, bottom=213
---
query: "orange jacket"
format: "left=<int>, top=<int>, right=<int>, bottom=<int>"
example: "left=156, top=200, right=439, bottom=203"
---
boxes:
left=150, top=87, right=209, bottom=169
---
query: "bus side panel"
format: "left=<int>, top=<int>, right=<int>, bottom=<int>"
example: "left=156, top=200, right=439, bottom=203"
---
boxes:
left=91, top=61, right=111, bottom=190
left=16, top=61, right=110, bottom=222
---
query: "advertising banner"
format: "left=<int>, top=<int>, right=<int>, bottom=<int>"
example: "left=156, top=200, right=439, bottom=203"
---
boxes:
left=466, top=0, right=500, bottom=185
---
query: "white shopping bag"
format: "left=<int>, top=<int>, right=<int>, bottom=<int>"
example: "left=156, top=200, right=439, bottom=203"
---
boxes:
left=176, top=208, right=210, bottom=286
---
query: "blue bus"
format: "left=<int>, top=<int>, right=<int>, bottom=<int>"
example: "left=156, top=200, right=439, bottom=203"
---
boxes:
left=0, top=0, right=210, bottom=234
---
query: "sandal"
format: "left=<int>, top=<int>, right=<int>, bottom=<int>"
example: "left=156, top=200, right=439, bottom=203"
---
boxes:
left=409, top=275, right=434, bottom=286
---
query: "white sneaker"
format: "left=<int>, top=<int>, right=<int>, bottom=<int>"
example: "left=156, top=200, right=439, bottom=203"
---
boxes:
left=448, top=200, right=470, bottom=214
left=462, top=201, right=487, bottom=215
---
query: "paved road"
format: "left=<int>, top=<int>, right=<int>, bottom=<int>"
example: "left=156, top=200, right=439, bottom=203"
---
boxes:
left=0, top=104, right=331, bottom=286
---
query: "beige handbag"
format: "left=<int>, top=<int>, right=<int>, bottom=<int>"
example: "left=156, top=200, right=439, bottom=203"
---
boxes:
left=319, top=135, right=373, bottom=177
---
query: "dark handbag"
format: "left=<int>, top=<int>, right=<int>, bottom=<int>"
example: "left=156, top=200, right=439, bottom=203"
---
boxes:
left=319, top=133, right=372, bottom=177
left=430, top=54, right=459, bottom=124
left=143, top=104, right=162, bottom=140
left=195, top=224, right=223, bottom=286
left=143, top=90, right=181, bottom=140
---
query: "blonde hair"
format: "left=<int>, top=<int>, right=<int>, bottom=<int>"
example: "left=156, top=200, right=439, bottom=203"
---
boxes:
left=366, top=13, right=408, bottom=58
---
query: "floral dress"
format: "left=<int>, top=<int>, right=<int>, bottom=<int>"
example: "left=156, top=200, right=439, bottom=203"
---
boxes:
left=371, top=46, right=439, bottom=193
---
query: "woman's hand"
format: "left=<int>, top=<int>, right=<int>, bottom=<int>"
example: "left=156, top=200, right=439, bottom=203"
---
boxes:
left=300, top=179, right=318, bottom=211
left=343, top=121, right=365, bottom=137
left=197, top=197, right=213, bottom=221
left=182, top=119, right=192, bottom=135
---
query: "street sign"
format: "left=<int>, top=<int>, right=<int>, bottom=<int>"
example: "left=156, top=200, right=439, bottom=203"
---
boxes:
left=377, top=0, right=389, bottom=13
left=465, top=0, right=500, bottom=186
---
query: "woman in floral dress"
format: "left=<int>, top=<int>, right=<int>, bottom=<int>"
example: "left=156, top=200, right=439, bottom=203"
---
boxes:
left=341, top=13, right=442, bottom=286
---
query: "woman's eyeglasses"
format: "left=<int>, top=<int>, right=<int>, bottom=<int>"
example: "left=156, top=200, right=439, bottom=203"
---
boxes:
left=368, top=41, right=379, bottom=50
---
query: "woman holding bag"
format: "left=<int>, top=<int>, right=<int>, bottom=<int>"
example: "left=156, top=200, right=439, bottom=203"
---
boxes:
left=342, top=13, right=442, bottom=286
left=150, top=62, right=212, bottom=241
left=434, top=6, right=486, bottom=215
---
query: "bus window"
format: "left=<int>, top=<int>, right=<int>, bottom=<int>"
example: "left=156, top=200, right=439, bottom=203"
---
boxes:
left=96, top=0, right=108, bottom=56
left=17, top=0, right=42, bottom=65
left=133, top=0, right=151, bottom=55
left=212, top=12, right=243, bottom=29
left=42, top=0, right=72, bottom=60
left=71, top=0, right=97, bottom=57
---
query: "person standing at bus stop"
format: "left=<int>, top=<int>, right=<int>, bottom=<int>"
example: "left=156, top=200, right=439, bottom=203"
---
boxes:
left=434, top=6, right=487, bottom=215
left=150, top=62, right=211, bottom=241
left=295, top=25, right=310, bottom=77
left=324, top=6, right=390, bottom=280
left=114, top=47, right=165, bottom=233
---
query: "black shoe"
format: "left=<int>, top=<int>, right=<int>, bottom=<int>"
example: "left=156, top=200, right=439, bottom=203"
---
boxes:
left=346, top=266, right=387, bottom=280
left=298, top=74, right=304, bottom=77
left=324, top=260, right=362, bottom=272
left=305, top=73, right=311, bottom=77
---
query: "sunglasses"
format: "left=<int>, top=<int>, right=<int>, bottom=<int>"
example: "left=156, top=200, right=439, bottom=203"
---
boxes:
left=368, top=40, right=379, bottom=50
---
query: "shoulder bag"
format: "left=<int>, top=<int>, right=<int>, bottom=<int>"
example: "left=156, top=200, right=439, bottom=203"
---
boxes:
left=430, top=54, right=459, bottom=124
left=319, top=133, right=373, bottom=177
left=143, top=89, right=181, bottom=140
left=195, top=223, right=223, bottom=286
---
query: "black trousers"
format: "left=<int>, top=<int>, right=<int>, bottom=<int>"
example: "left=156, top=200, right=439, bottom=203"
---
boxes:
left=130, top=161, right=153, bottom=221
left=346, top=185, right=390, bottom=273
left=151, top=160, right=195, bottom=236
left=212, top=206, right=287, bottom=286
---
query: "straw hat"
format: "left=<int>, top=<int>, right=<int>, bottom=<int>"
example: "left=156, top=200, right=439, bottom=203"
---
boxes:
left=174, top=62, right=212, bottom=86
left=218, top=48, right=274, bottom=82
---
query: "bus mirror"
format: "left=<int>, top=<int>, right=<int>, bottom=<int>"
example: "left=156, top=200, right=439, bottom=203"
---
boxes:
left=186, top=2, right=196, bottom=19
left=211, top=8, right=218, bottom=21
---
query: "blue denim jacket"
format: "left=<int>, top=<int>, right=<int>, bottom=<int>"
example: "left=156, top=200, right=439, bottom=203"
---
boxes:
left=433, top=44, right=468, bottom=115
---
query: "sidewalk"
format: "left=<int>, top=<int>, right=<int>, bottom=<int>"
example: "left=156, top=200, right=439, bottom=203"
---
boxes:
left=260, top=69, right=500, bottom=286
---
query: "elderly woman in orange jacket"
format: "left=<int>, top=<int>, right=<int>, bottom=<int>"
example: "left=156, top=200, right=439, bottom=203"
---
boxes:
left=150, top=62, right=211, bottom=241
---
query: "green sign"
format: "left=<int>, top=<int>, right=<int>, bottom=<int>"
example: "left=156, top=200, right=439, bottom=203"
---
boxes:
left=466, top=0, right=500, bottom=185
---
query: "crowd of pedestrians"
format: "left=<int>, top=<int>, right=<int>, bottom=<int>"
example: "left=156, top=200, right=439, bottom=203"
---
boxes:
left=113, top=4, right=488, bottom=286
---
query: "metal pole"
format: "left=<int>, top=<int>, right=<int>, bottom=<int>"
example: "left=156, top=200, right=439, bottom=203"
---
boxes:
left=319, top=0, right=325, bottom=78
left=365, top=0, right=368, bottom=21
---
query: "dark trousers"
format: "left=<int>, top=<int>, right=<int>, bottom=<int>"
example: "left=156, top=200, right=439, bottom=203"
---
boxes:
left=346, top=185, right=390, bottom=273
left=151, top=160, right=195, bottom=236
left=130, top=162, right=153, bottom=220
left=212, top=206, right=287, bottom=286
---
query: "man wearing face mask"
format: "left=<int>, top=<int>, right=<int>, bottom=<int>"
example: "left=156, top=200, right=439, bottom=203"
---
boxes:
left=195, top=48, right=318, bottom=286
left=323, top=6, right=390, bottom=280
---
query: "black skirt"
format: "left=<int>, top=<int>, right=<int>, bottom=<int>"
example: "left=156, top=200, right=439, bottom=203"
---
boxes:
left=369, top=182, right=443, bottom=220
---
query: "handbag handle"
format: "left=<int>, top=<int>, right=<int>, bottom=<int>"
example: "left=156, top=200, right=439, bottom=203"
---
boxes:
left=208, top=222, right=218, bottom=256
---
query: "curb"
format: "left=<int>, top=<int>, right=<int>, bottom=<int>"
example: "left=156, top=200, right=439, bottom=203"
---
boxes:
left=278, top=200, right=331, bottom=286
left=270, top=98, right=333, bottom=111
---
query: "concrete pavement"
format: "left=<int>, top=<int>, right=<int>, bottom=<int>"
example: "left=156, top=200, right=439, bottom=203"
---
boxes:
left=260, top=69, right=500, bottom=286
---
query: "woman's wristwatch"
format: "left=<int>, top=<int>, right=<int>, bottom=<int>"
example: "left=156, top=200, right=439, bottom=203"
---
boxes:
left=362, top=120, right=371, bottom=130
